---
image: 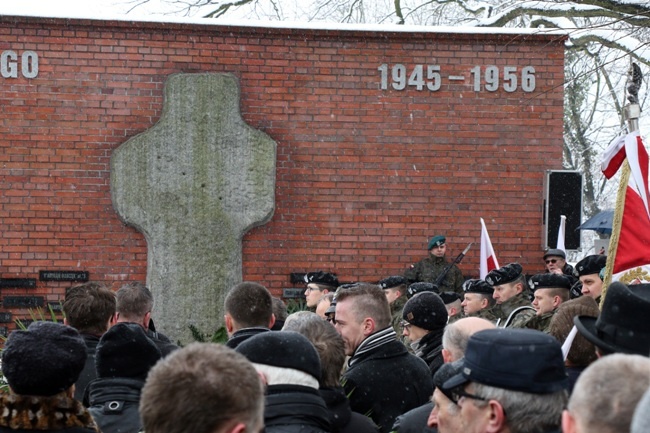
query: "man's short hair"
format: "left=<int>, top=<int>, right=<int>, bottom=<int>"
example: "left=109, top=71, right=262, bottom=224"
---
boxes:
left=542, top=287, right=570, bottom=303
left=63, top=282, right=116, bottom=335
left=568, top=354, right=650, bottom=433
left=140, top=343, right=264, bottom=433
left=116, top=282, right=154, bottom=321
left=317, top=292, right=334, bottom=307
left=225, top=282, right=273, bottom=328
left=477, top=292, right=496, bottom=307
left=282, top=311, right=346, bottom=388
left=335, top=283, right=391, bottom=329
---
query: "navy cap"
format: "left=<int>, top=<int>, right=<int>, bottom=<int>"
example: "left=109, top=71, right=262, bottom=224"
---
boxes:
left=528, top=273, right=572, bottom=291
left=442, top=328, right=568, bottom=394
left=406, top=282, right=439, bottom=299
left=574, top=255, right=607, bottom=277
left=378, top=276, right=408, bottom=289
left=462, top=279, right=493, bottom=295
left=428, top=235, right=446, bottom=250
left=434, top=360, right=463, bottom=402
left=304, top=271, right=339, bottom=288
left=543, top=249, right=566, bottom=260
left=485, top=263, right=523, bottom=286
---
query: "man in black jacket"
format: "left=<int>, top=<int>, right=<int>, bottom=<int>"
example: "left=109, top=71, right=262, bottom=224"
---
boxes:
left=334, top=283, right=433, bottom=433
left=224, top=281, right=275, bottom=348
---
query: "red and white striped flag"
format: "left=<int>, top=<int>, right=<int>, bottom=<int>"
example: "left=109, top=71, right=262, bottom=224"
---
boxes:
left=600, top=131, right=650, bottom=283
left=480, top=218, right=499, bottom=279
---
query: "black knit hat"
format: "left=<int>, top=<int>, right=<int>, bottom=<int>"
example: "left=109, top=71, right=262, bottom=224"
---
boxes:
left=462, top=279, right=493, bottom=295
left=402, top=292, right=448, bottom=331
left=574, top=255, right=607, bottom=277
left=304, top=271, right=339, bottom=288
left=96, top=322, right=163, bottom=380
left=2, top=322, right=87, bottom=396
left=485, top=263, right=523, bottom=286
left=236, top=331, right=321, bottom=381
left=378, top=276, right=408, bottom=289
left=406, top=282, right=439, bottom=299
left=528, top=273, right=572, bottom=291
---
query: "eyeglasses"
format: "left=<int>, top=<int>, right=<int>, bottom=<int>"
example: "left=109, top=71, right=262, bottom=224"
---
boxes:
left=305, top=287, right=323, bottom=294
left=545, top=259, right=558, bottom=264
left=400, top=321, right=411, bottom=330
left=449, top=386, right=487, bottom=405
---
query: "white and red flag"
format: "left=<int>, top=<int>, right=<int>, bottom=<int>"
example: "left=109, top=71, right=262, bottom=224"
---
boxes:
left=600, top=131, right=650, bottom=283
left=480, top=218, right=500, bottom=279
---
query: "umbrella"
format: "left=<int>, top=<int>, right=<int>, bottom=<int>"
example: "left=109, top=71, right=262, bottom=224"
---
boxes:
left=577, top=209, right=613, bottom=235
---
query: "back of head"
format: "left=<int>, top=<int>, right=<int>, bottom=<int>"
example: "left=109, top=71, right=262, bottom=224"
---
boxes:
left=140, top=343, right=264, bottom=433
left=282, top=311, right=346, bottom=387
left=335, top=283, right=391, bottom=329
left=548, top=296, right=599, bottom=367
left=116, top=282, right=154, bottom=322
left=271, top=297, right=288, bottom=331
left=96, top=322, right=162, bottom=381
left=63, top=282, right=116, bottom=335
left=442, top=317, right=495, bottom=361
left=569, top=354, right=650, bottom=433
left=2, top=322, right=87, bottom=396
left=225, top=282, right=273, bottom=329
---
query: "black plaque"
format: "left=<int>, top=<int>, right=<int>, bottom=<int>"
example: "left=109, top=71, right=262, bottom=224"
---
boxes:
left=0, top=278, right=36, bottom=289
left=39, top=270, right=89, bottom=282
left=3, top=296, right=44, bottom=309
left=283, top=288, right=305, bottom=299
left=0, top=312, right=12, bottom=323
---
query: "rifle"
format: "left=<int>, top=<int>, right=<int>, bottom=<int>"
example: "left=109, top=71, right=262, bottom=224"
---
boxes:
left=433, top=242, right=473, bottom=288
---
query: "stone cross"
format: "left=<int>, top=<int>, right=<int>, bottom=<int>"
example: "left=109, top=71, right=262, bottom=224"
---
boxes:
left=111, top=73, right=276, bottom=343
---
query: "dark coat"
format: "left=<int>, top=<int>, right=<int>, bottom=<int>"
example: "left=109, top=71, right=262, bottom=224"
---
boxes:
left=319, top=387, right=378, bottom=433
left=264, top=385, right=331, bottom=433
left=413, top=330, right=444, bottom=378
left=342, top=340, right=433, bottom=433
left=87, top=377, right=145, bottom=433
left=145, top=328, right=179, bottom=356
left=391, top=402, right=436, bottom=433
left=74, top=334, right=101, bottom=403
left=225, top=327, right=271, bottom=349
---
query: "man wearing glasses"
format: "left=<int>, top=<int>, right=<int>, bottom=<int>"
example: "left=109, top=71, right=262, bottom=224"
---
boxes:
left=543, top=248, right=575, bottom=278
left=441, top=328, right=568, bottom=433
left=304, top=271, right=339, bottom=309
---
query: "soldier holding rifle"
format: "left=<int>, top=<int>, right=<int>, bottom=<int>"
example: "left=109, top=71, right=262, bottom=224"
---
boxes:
left=404, top=235, right=466, bottom=295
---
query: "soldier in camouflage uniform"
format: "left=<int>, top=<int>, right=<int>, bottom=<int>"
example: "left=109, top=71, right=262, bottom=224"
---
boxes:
left=524, top=273, right=571, bottom=333
left=460, top=279, right=498, bottom=324
left=379, top=275, right=409, bottom=338
left=404, top=235, right=464, bottom=295
left=439, top=292, right=463, bottom=324
left=485, top=263, right=536, bottom=328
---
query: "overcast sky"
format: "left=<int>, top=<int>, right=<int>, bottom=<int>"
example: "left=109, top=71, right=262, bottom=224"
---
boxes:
left=0, top=0, right=194, bottom=20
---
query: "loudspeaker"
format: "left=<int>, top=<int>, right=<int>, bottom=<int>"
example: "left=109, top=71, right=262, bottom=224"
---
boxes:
left=543, top=170, right=582, bottom=250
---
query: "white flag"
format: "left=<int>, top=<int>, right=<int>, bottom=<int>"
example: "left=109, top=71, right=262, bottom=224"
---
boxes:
left=556, top=215, right=566, bottom=251
left=480, top=218, right=500, bottom=279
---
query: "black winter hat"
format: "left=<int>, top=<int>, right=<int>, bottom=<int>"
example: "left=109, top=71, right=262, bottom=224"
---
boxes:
left=378, top=276, right=408, bottom=289
left=304, top=271, right=339, bottom=288
left=96, top=322, right=163, bottom=380
left=406, top=282, right=439, bottom=299
left=528, top=273, right=572, bottom=291
left=434, top=360, right=463, bottom=402
left=485, top=263, right=523, bottom=286
left=402, top=292, right=448, bottom=331
left=236, top=331, right=321, bottom=381
left=462, top=279, right=493, bottom=295
left=574, top=255, right=607, bottom=277
left=2, top=322, right=87, bottom=396
left=543, top=249, right=566, bottom=260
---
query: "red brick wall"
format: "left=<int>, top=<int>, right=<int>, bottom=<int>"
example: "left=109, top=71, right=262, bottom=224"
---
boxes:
left=0, top=16, right=565, bottom=324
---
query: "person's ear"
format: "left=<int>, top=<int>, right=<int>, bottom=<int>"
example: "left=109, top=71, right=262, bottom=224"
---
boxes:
left=485, top=399, right=507, bottom=433
left=441, top=348, right=453, bottom=363
left=553, top=296, right=562, bottom=309
left=562, top=409, right=578, bottom=433
left=225, top=314, right=235, bottom=334
left=227, top=422, right=247, bottom=433
left=362, top=317, right=376, bottom=336
left=268, top=313, right=276, bottom=329
left=143, top=311, right=152, bottom=329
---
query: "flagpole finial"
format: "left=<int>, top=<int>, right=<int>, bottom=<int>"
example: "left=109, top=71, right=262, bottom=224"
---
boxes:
left=625, top=62, right=642, bottom=132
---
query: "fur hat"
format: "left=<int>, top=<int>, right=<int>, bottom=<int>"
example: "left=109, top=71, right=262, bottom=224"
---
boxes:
left=95, top=322, right=163, bottom=380
left=402, top=292, right=448, bottom=331
left=548, top=296, right=599, bottom=367
left=236, top=331, right=321, bottom=381
left=2, top=322, right=87, bottom=396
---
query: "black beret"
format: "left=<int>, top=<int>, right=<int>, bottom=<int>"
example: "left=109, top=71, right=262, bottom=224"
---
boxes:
left=439, top=291, right=461, bottom=304
left=406, top=282, right=439, bottom=299
left=462, top=279, right=493, bottom=295
left=236, top=331, right=321, bottom=381
left=442, top=328, right=568, bottom=394
left=485, top=263, right=523, bottom=286
left=402, top=292, right=448, bottom=331
left=378, top=276, right=408, bottom=289
left=574, top=255, right=607, bottom=277
left=304, top=271, right=339, bottom=288
left=543, top=249, right=566, bottom=260
left=528, top=274, right=572, bottom=291
left=96, top=323, right=163, bottom=380
left=2, top=322, right=87, bottom=396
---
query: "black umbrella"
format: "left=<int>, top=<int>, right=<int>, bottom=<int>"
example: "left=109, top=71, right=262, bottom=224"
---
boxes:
left=577, top=209, right=614, bottom=235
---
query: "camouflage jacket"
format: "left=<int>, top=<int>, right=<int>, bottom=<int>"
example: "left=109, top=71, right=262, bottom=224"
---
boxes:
left=494, top=292, right=536, bottom=328
left=524, top=311, right=554, bottom=333
left=390, top=296, right=408, bottom=344
left=465, top=306, right=500, bottom=325
left=404, top=256, right=464, bottom=295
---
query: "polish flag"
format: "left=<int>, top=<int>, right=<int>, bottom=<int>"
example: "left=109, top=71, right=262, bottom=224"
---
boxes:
left=556, top=215, right=566, bottom=251
left=480, top=218, right=499, bottom=279
left=600, top=131, right=650, bottom=282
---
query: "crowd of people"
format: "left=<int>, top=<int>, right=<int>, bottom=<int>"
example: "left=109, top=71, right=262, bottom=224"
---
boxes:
left=1, top=234, right=650, bottom=433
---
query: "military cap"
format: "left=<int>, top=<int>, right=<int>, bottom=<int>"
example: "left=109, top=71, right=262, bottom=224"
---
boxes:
left=427, top=235, right=446, bottom=250
left=574, top=255, right=607, bottom=277
left=434, top=360, right=463, bottom=402
left=528, top=273, right=572, bottom=291
left=462, top=279, right=493, bottom=295
left=485, top=263, right=523, bottom=286
left=574, top=282, right=650, bottom=355
left=378, top=275, right=408, bottom=289
left=439, top=291, right=461, bottom=305
left=406, top=282, right=439, bottom=299
left=543, top=248, right=566, bottom=260
left=304, top=271, right=339, bottom=288
left=402, top=292, right=448, bottom=331
left=442, top=328, right=568, bottom=395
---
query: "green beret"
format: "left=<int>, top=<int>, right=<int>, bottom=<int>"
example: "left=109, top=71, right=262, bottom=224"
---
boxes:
left=428, top=235, right=446, bottom=250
